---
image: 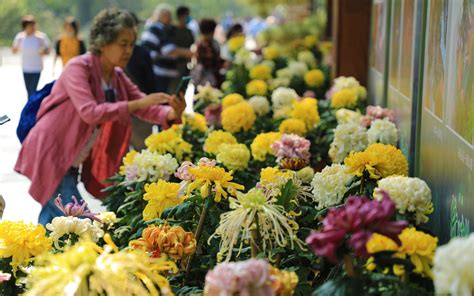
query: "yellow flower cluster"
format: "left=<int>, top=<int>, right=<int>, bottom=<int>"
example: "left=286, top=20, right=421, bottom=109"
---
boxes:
left=130, top=224, right=196, bottom=261
left=304, top=35, right=318, bottom=48
left=216, top=143, right=251, bottom=170
left=246, top=79, right=268, bottom=96
left=187, top=164, right=245, bottom=202
left=262, top=45, right=280, bottom=60
left=145, top=128, right=192, bottom=161
left=270, top=266, right=299, bottom=296
left=221, top=101, right=256, bottom=133
left=228, top=35, right=246, bottom=53
left=26, top=237, right=177, bottom=296
left=0, top=221, right=51, bottom=273
left=183, top=112, right=208, bottom=133
left=304, top=69, right=325, bottom=87
left=249, top=64, right=272, bottom=80
left=331, top=89, right=358, bottom=109
left=251, top=132, right=282, bottom=161
left=119, top=150, right=138, bottom=175
left=366, top=228, right=438, bottom=278
left=222, top=93, right=244, bottom=109
left=344, top=143, right=408, bottom=179
left=259, top=167, right=293, bottom=187
left=279, top=118, right=307, bottom=136
left=143, top=180, right=183, bottom=221
left=290, top=97, right=320, bottom=130
left=204, top=130, right=238, bottom=155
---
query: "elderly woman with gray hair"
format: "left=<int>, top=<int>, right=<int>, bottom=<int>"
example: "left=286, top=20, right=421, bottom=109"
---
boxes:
left=15, top=8, right=186, bottom=225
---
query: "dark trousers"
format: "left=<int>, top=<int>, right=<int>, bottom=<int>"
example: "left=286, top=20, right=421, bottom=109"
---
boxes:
left=23, top=72, right=41, bottom=99
left=156, top=76, right=171, bottom=93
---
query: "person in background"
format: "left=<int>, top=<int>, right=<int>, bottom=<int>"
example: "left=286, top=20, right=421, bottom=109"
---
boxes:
left=221, top=23, right=244, bottom=60
left=125, top=12, right=160, bottom=151
left=141, top=4, right=193, bottom=93
left=169, top=5, right=195, bottom=92
left=12, top=15, right=51, bottom=99
left=53, top=16, right=86, bottom=74
left=15, top=8, right=185, bottom=225
left=192, top=19, right=225, bottom=87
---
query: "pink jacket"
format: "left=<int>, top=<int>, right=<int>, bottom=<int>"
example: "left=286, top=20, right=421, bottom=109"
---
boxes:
left=15, top=53, right=177, bottom=206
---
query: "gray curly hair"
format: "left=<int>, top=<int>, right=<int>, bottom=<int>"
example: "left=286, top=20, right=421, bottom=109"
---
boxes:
left=89, top=8, right=136, bottom=55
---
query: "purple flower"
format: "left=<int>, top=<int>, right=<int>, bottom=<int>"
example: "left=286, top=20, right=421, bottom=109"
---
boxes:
left=361, top=105, right=396, bottom=127
left=306, top=194, right=408, bottom=263
left=54, top=195, right=101, bottom=222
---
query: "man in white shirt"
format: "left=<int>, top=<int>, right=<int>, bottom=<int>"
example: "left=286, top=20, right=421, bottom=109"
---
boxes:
left=12, top=15, right=50, bottom=99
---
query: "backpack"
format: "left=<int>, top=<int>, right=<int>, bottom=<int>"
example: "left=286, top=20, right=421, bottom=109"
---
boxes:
left=16, top=80, right=56, bottom=143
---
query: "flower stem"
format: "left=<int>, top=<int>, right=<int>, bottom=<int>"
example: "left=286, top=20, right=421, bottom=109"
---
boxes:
left=250, top=213, right=262, bottom=257
left=185, top=200, right=210, bottom=279
left=343, top=254, right=356, bottom=278
left=359, top=175, right=365, bottom=196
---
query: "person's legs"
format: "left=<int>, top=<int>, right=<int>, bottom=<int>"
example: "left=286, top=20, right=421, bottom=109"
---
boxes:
left=23, top=72, right=41, bottom=99
left=38, top=168, right=84, bottom=225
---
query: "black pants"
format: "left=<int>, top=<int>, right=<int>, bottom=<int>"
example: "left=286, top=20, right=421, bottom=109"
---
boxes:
left=23, top=72, right=41, bottom=99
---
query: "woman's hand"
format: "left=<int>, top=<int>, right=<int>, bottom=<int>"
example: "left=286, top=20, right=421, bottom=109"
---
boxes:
left=128, top=93, right=171, bottom=112
left=167, top=92, right=186, bottom=121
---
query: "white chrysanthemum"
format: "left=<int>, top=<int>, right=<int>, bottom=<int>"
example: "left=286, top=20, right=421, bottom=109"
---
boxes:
left=311, top=164, right=353, bottom=209
left=125, top=151, right=178, bottom=183
left=261, top=59, right=275, bottom=70
left=276, top=67, right=293, bottom=79
left=194, top=82, right=223, bottom=103
left=248, top=96, right=270, bottom=116
left=367, top=119, right=399, bottom=145
left=297, top=50, right=317, bottom=68
left=235, top=49, right=257, bottom=69
left=374, top=176, right=432, bottom=224
left=433, top=233, right=474, bottom=296
left=335, top=108, right=362, bottom=124
left=46, top=216, right=104, bottom=249
left=269, top=78, right=290, bottom=90
left=288, top=61, right=309, bottom=77
left=333, top=76, right=361, bottom=92
left=271, top=87, right=299, bottom=110
left=329, top=123, right=368, bottom=163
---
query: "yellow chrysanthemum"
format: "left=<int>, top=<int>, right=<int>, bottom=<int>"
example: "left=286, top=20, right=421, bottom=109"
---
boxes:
left=331, top=89, right=358, bottom=109
left=130, top=225, right=196, bottom=261
left=204, top=130, right=238, bottom=155
left=320, top=41, right=333, bottom=55
left=228, top=35, right=246, bottom=53
left=246, top=79, right=268, bottom=96
left=25, top=237, right=177, bottom=296
left=279, top=118, right=307, bottom=136
left=145, top=128, right=192, bottom=161
left=187, top=164, right=244, bottom=202
left=304, top=35, right=318, bottom=48
left=366, top=228, right=438, bottom=278
left=259, top=167, right=293, bottom=187
left=251, top=132, right=282, bottom=161
left=216, top=143, right=251, bottom=170
left=221, top=101, right=256, bottom=133
left=249, top=64, right=272, bottom=80
left=0, top=221, right=52, bottom=274
left=304, top=69, right=325, bottom=87
left=143, top=180, right=183, bottom=221
left=270, top=267, right=299, bottom=296
left=183, top=112, right=208, bottom=133
left=262, top=45, right=280, bottom=60
left=290, top=97, right=320, bottom=130
left=119, top=150, right=138, bottom=175
left=222, top=93, right=244, bottom=109
left=344, top=143, right=408, bottom=179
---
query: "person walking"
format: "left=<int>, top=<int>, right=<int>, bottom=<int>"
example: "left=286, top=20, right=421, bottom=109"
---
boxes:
left=53, top=16, right=86, bottom=74
left=12, top=15, right=51, bottom=99
left=15, top=8, right=185, bottom=225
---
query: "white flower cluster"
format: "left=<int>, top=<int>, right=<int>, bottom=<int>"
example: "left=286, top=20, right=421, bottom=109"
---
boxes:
left=269, top=77, right=290, bottom=90
left=248, top=96, right=270, bottom=116
left=46, top=216, right=104, bottom=249
left=124, top=151, right=178, bottom=183
left=311, top=164, right=353, bottom=210
left=288, top=61, right=309, bottom=77
left=331, top=76, right=367, bottom=100
left=433, top=233, right=474, bottom=296
left=329, top=123, right=368, bottom=163
left=194, top=82, right=223, bottom=103
left=374, top=176, right=432, bottom=224
left=335, top=108, right=362, bottom=125
left=271, top=87, right=299, bottom=118
left=297, top=50, right=317, bottom=69
left=235, top=49, right=257, bottom=69
left=367, top=119, right=399, bottom=146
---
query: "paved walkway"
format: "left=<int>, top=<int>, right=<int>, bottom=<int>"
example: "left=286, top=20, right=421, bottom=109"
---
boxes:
left=0, top=49, right=103, bottom=222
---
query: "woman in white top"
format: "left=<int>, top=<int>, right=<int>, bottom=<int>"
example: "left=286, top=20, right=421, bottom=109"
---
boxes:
left=12, top=15, right=51, bottom=99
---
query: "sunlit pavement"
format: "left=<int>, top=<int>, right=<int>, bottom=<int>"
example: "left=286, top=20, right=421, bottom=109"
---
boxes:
left=0, top=48, right=104, bottom=222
